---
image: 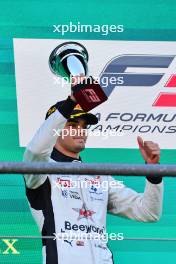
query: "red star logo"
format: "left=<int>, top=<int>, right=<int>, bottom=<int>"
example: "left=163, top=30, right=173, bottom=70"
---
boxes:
left=72, top=203, right=96, bottom=222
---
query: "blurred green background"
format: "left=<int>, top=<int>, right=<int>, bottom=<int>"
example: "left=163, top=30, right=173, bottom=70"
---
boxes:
left=0, top=0, right=176, bottom=263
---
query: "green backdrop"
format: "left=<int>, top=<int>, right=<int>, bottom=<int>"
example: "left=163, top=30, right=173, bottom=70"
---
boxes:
left=0, top=0, right=176, bottom=263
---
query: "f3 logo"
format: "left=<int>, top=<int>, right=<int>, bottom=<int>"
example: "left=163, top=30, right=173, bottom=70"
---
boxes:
left=100, top=55, right=176, bottom=107
left=82, top=89, right=101, bottom=103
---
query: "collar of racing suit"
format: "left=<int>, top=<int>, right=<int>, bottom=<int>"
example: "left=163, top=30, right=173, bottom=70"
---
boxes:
left=51, top=147, right=82, bottom=163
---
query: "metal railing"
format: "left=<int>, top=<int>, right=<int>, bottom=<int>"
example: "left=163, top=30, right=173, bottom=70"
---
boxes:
left=0, top=162, right=175, bottom=176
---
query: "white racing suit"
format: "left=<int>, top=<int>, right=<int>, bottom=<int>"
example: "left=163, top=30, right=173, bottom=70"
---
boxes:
left=23, top=97, right=163, bottom=264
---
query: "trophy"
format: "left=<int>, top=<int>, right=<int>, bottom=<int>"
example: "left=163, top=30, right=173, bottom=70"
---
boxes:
left=49, top=41, right=107, bottom=111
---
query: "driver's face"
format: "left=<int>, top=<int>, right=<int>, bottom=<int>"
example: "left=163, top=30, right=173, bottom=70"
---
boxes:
left=57, top=118, right=88, bottom=153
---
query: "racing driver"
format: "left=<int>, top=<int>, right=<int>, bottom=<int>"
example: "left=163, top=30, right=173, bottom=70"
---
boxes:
left=23, top=78, right=163, bottom=264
